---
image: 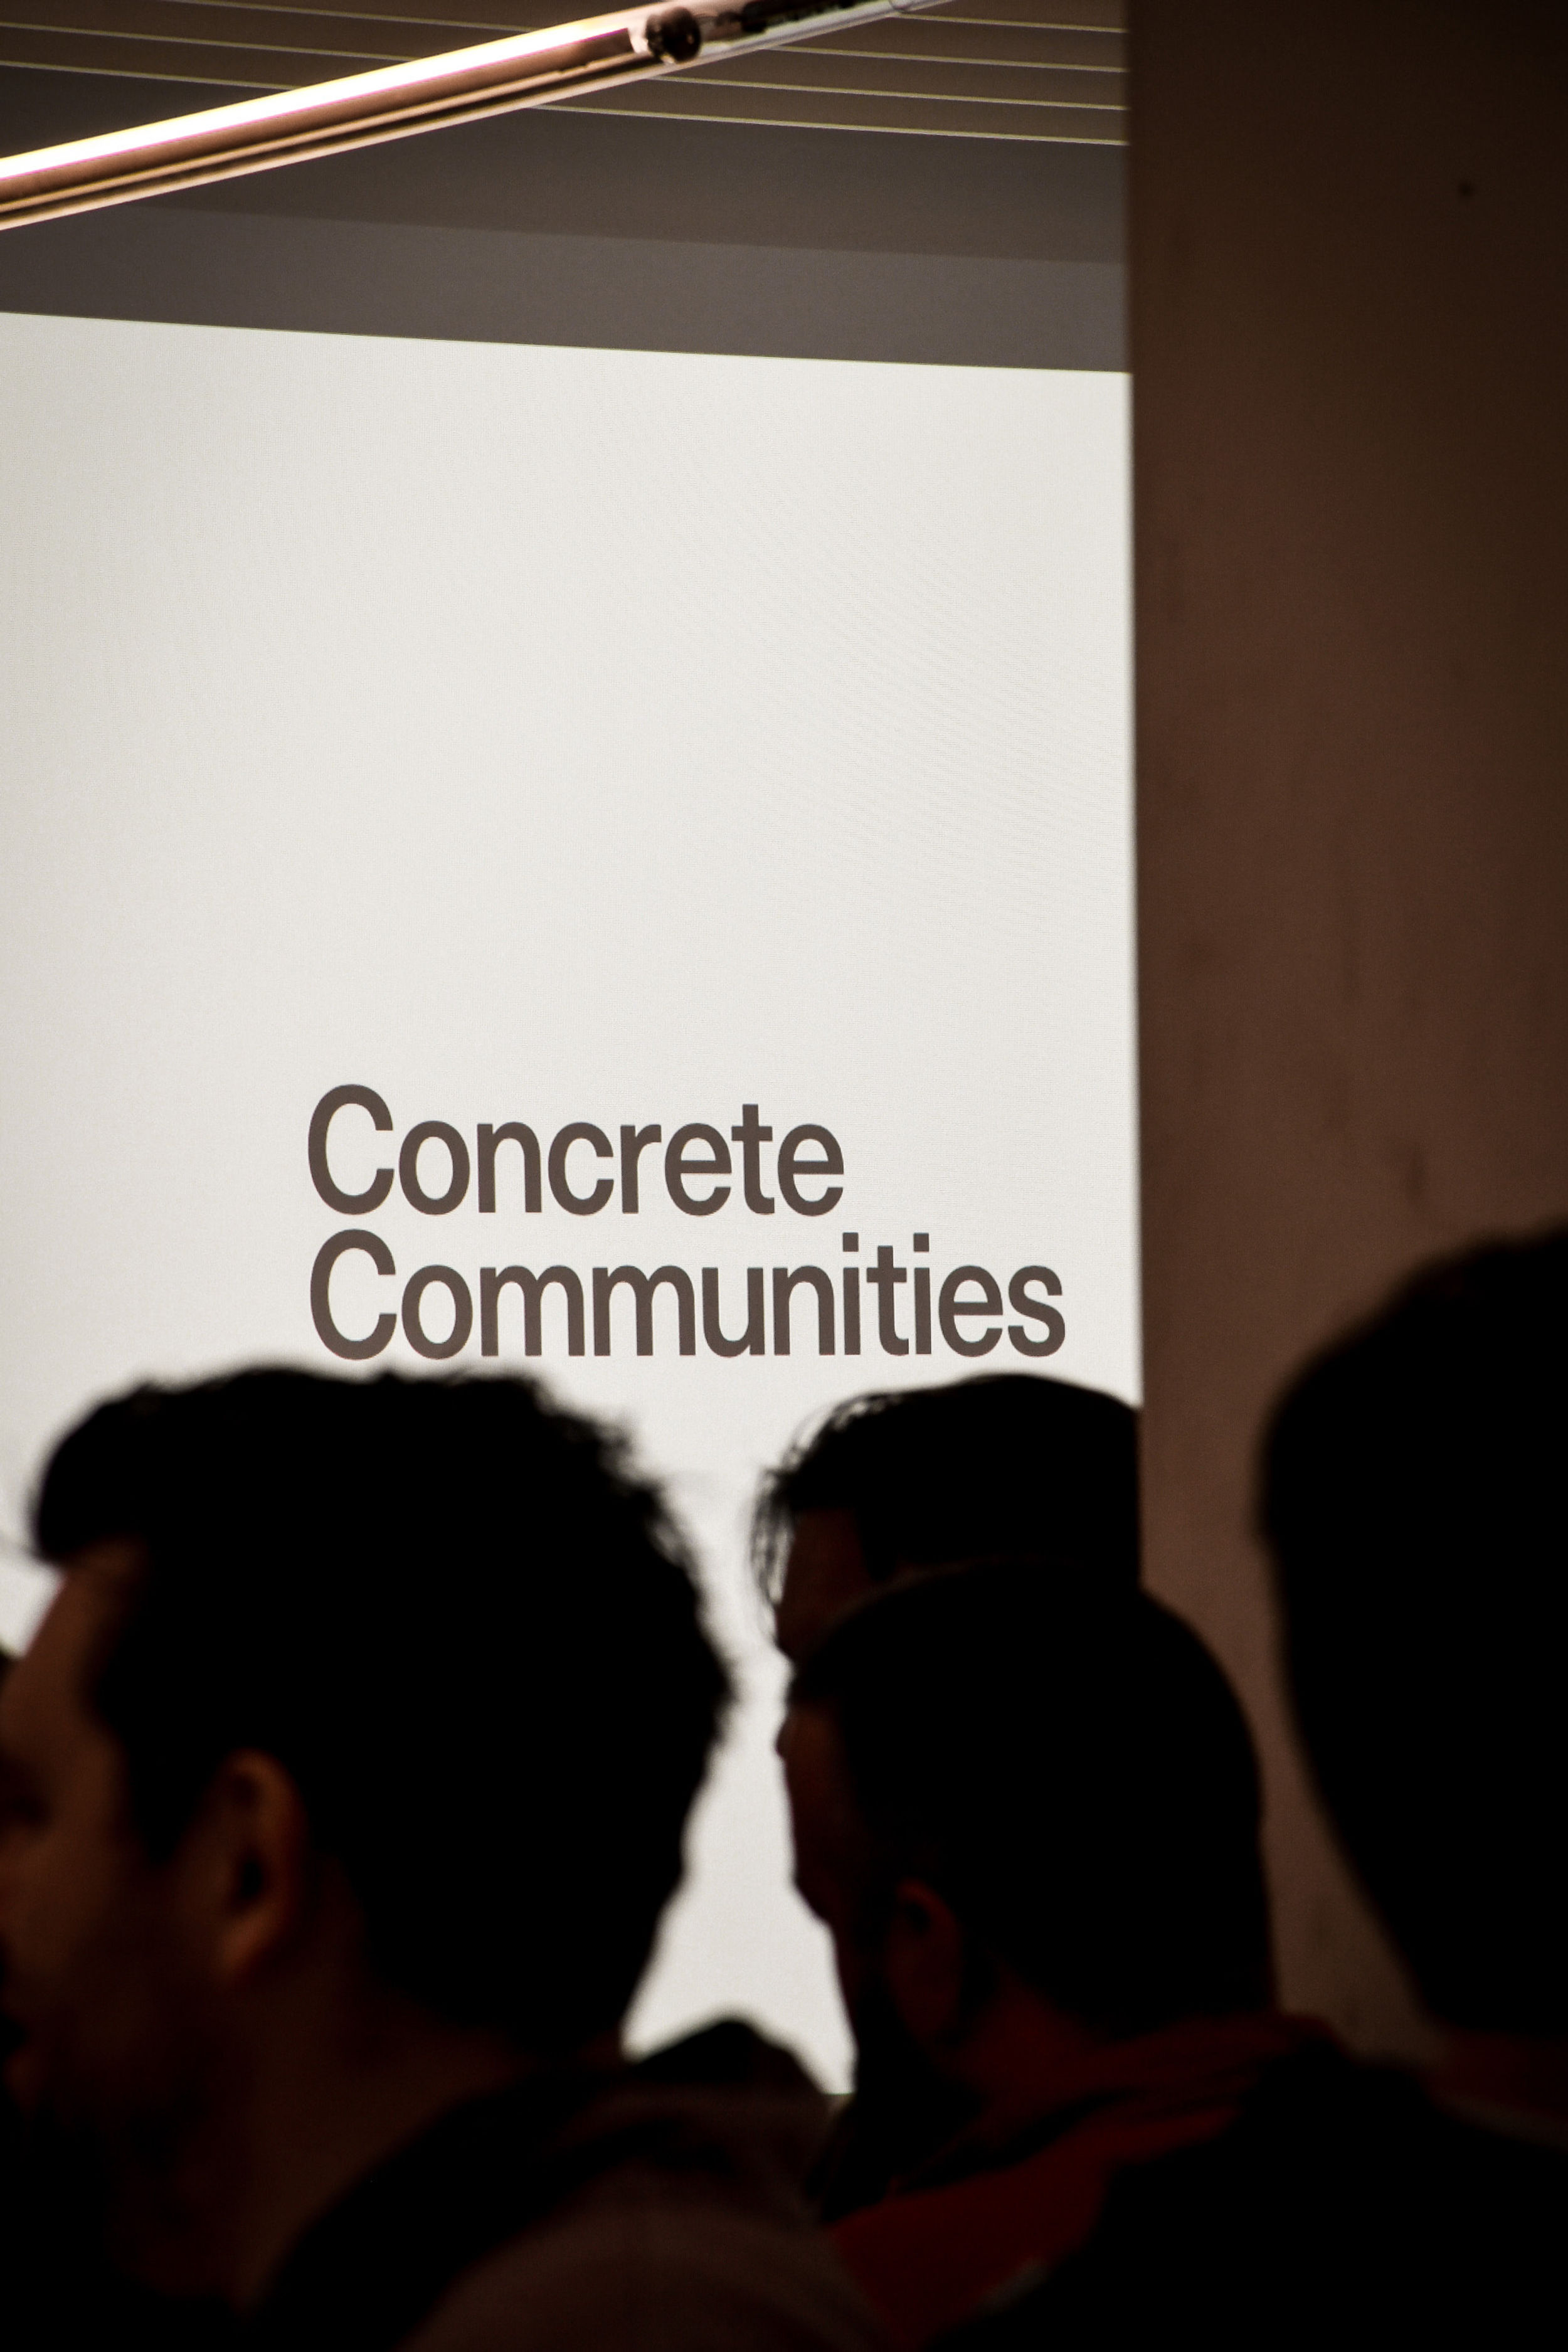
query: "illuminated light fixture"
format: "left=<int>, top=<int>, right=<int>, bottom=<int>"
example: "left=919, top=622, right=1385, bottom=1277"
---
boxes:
left=0, top=0, right=936, bottom=232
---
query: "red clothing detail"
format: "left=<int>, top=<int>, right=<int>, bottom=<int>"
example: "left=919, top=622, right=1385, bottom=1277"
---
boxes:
left=830, top=2011, right=1326, bottom=2349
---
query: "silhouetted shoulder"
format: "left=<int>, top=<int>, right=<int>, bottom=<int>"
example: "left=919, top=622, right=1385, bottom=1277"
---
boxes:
left=937, top=2045, right=1567, bottom=2347
left=252, top=2067, right=877, bottom=2352
left=405, top=2191, right=875, bottom=2352
left=401, top=2074, right=877, bottom=2352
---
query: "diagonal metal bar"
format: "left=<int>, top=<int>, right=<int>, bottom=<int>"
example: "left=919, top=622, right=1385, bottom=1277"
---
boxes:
left=0, top=0, right=938, bottom=228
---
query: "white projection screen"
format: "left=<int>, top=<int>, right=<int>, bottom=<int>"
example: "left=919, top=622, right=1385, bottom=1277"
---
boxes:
left=0, top=93, right=1132, bottom=2087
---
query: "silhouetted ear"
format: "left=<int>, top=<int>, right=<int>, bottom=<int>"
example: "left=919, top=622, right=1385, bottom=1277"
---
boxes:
left=186, top=1750, right=313, bottom=1988
left=883, top=1877, right=969, bottom=2048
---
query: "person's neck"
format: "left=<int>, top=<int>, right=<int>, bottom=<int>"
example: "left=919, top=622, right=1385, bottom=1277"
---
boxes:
left=161, top=1980, right=611, bottom=2312
left=936, top=1974, right=1111, bottom=2146
left=235, top=2004, right=543, bottom=2308
left=933, top=1978, right=1289, bottom=2155
left=1433, top=2028, right=1568, bottom=2139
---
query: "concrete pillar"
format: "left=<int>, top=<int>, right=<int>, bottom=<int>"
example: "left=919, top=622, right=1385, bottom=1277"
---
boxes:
left=1130, top=0, right=1568, bottom=2052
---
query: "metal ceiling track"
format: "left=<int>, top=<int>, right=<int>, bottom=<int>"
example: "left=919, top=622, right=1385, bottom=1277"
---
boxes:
left=0, top=0, right=939, bottom=228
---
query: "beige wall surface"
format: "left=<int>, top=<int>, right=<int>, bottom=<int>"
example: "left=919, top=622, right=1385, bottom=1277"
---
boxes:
left=1130, top=0, right=1568, bottom=2055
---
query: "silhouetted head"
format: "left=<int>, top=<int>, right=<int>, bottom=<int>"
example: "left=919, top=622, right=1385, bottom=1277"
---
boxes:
left=784, top=1562, right=1271, bottom=2062
left=0, top=1369, right=728, bottom=2213
left=1262, top=1229, right=1568, bottom=2038
left=755, top=1374, right=1139, bottom=1660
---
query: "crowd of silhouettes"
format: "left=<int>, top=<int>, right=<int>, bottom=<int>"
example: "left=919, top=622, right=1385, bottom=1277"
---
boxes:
left=0, top=1230, right=1562, bottom=2348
